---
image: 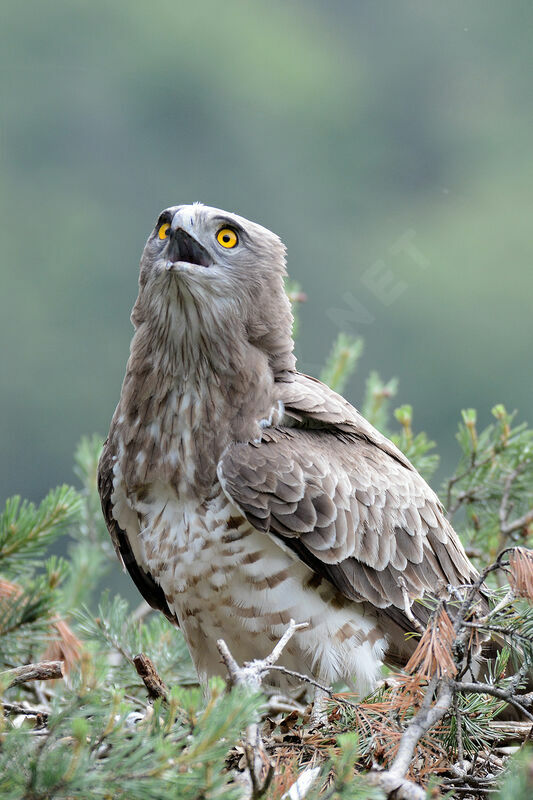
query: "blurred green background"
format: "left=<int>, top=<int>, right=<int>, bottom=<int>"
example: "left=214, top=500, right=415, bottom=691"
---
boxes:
left=1, top=0, right=532, bottom=505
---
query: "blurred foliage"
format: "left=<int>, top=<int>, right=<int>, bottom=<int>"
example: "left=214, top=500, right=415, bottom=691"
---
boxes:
left=498, top=748, right=533, bottom=800
left=1, top=1, right=533, bottom=511
left=320, top=334, right=364, bottom=396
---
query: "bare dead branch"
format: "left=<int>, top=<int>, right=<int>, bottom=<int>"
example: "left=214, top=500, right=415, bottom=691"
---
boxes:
left=263, top=620, right=309, bottom=668
left=502, top=508, right=533, bottom=536
left=266, top=665, right=332, bottom=696
left=216, top=619, right=308, bottom=691
left=133, top=653, right=168, bottom=703
left=217, top=620, right=308, bottom=800
left=391, top=677, right=452, bottom=776
left=1, top=660, right=64, bottom=689
left=0, top=701, right=49, bottom=718
left=366, top=770, right=426, bottom=800
left=216, top=638, right=242, bottom=687
left=240, top=724, right=273, bottom=800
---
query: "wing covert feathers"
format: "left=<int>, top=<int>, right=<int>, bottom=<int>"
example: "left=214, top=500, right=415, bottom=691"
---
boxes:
left=219, top=373, right=476, bottom=616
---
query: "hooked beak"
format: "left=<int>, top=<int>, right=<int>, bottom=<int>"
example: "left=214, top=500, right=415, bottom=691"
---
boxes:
left=166, top=228, right=212, bottom=268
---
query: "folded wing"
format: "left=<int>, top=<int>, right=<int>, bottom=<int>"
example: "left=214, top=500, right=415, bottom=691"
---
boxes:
left=98, top=439, right=176, bottom=622
left=219, top=373, right=476, bottom=619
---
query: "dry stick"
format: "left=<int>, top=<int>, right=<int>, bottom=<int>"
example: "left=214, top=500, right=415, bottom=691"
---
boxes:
left=501, top=508, right=533, bottom=536
left=454, top=690, right=465, bottom=771
left=1, top=660, right=64, bottom=689
left=0, top=701, right=49, bottom=718
left=266, top=665, right=332, bottom=696
left=281, top=766, right=321, bottom=800
left=217, top=620, right=308, bottom=800
left=266, top=665, right=367, bottom=713
left=443, top=772, right=499, bottom=792
left=217, top=620, right=309, bottom=691
left=263, top=621, right=309, bottom=671
left=132, top=653, right=168, bottom=703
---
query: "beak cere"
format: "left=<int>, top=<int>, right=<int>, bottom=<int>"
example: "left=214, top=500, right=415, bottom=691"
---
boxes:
left=167, top=228, right=212, bottom=268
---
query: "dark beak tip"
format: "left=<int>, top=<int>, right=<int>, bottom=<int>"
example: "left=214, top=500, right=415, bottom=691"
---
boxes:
left=169, top=228, right=212, bottom=268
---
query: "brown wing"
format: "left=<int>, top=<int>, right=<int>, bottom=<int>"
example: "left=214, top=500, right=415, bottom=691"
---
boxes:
left=218, top=373, right=476, bottom=619
left=278, top=372, right=413, bottom=469
left=98, top=438, right=176, bottom=622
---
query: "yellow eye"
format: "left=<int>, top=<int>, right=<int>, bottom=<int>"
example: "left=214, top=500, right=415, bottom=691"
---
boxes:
left=158, top=222, right=170, bottom=240
left=216, top=227, right=238, bottom=249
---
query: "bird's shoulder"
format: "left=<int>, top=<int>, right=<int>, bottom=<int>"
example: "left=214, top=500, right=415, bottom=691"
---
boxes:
left=276, top=371, right=413, bottom=470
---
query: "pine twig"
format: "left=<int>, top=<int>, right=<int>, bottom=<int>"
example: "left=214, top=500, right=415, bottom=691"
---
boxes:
left=499, top=468, right=521, bottom=533
left=445, top=453, right=494, bottom=516
left=498, top=466, right=533, bottom=536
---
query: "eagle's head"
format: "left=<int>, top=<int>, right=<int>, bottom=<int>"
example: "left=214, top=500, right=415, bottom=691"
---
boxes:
left=131, top=203, right=296, bottom=378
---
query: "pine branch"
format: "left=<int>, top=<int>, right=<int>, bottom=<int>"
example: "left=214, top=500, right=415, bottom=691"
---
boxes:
left=320, top=334, right=363, bottom=395
left=452, top=681, right=533, bottom=721
left=0, top=487, right=81, bottom=572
